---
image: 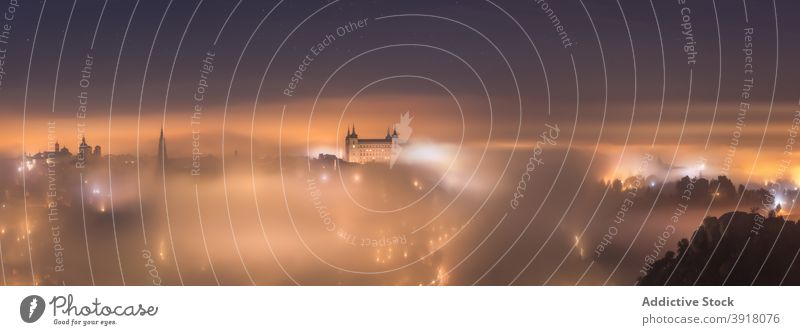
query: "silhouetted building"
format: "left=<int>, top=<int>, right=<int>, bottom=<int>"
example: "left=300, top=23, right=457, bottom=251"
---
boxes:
left=317, top=153, right=339, bottom=170
left=157, top=128, right=167, bottom=164
left=78, top=136, right=92, bottom=161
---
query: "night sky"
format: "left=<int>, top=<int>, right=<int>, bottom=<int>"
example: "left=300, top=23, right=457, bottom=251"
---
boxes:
left=0, top=0, right=796, bottom=171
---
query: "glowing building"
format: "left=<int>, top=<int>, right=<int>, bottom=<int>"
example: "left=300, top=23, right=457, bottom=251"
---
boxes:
left=344, top=125, right=399, bottom=164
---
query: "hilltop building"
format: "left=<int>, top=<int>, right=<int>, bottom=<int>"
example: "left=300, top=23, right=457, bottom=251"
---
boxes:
left=344, top=125, right=399, bottom=164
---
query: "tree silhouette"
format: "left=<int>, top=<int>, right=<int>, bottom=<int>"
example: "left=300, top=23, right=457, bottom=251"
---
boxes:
left=639, top=212, right=800, bottom=285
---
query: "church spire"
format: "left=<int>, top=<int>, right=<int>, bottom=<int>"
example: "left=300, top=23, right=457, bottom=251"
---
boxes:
left=158, top=127, right=167, bottom=163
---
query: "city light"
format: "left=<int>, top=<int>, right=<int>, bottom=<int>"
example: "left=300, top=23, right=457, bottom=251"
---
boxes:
left=774, top=196, right=784, bottom=209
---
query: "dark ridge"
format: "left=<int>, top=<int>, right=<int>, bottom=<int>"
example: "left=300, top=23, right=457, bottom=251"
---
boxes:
left=639, top=211, right=800, bottom=285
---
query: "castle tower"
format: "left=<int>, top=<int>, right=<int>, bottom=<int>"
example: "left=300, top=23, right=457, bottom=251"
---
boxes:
left=345, top=124, right=359, bottom=163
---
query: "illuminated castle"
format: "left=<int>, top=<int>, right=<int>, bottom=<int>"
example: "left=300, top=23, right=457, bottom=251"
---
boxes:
left=344, top=125, right=399, bottom=164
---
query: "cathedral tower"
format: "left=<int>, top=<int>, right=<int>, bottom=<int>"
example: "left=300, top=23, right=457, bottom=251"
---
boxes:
left=158, top=128, right=168, bottom=164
